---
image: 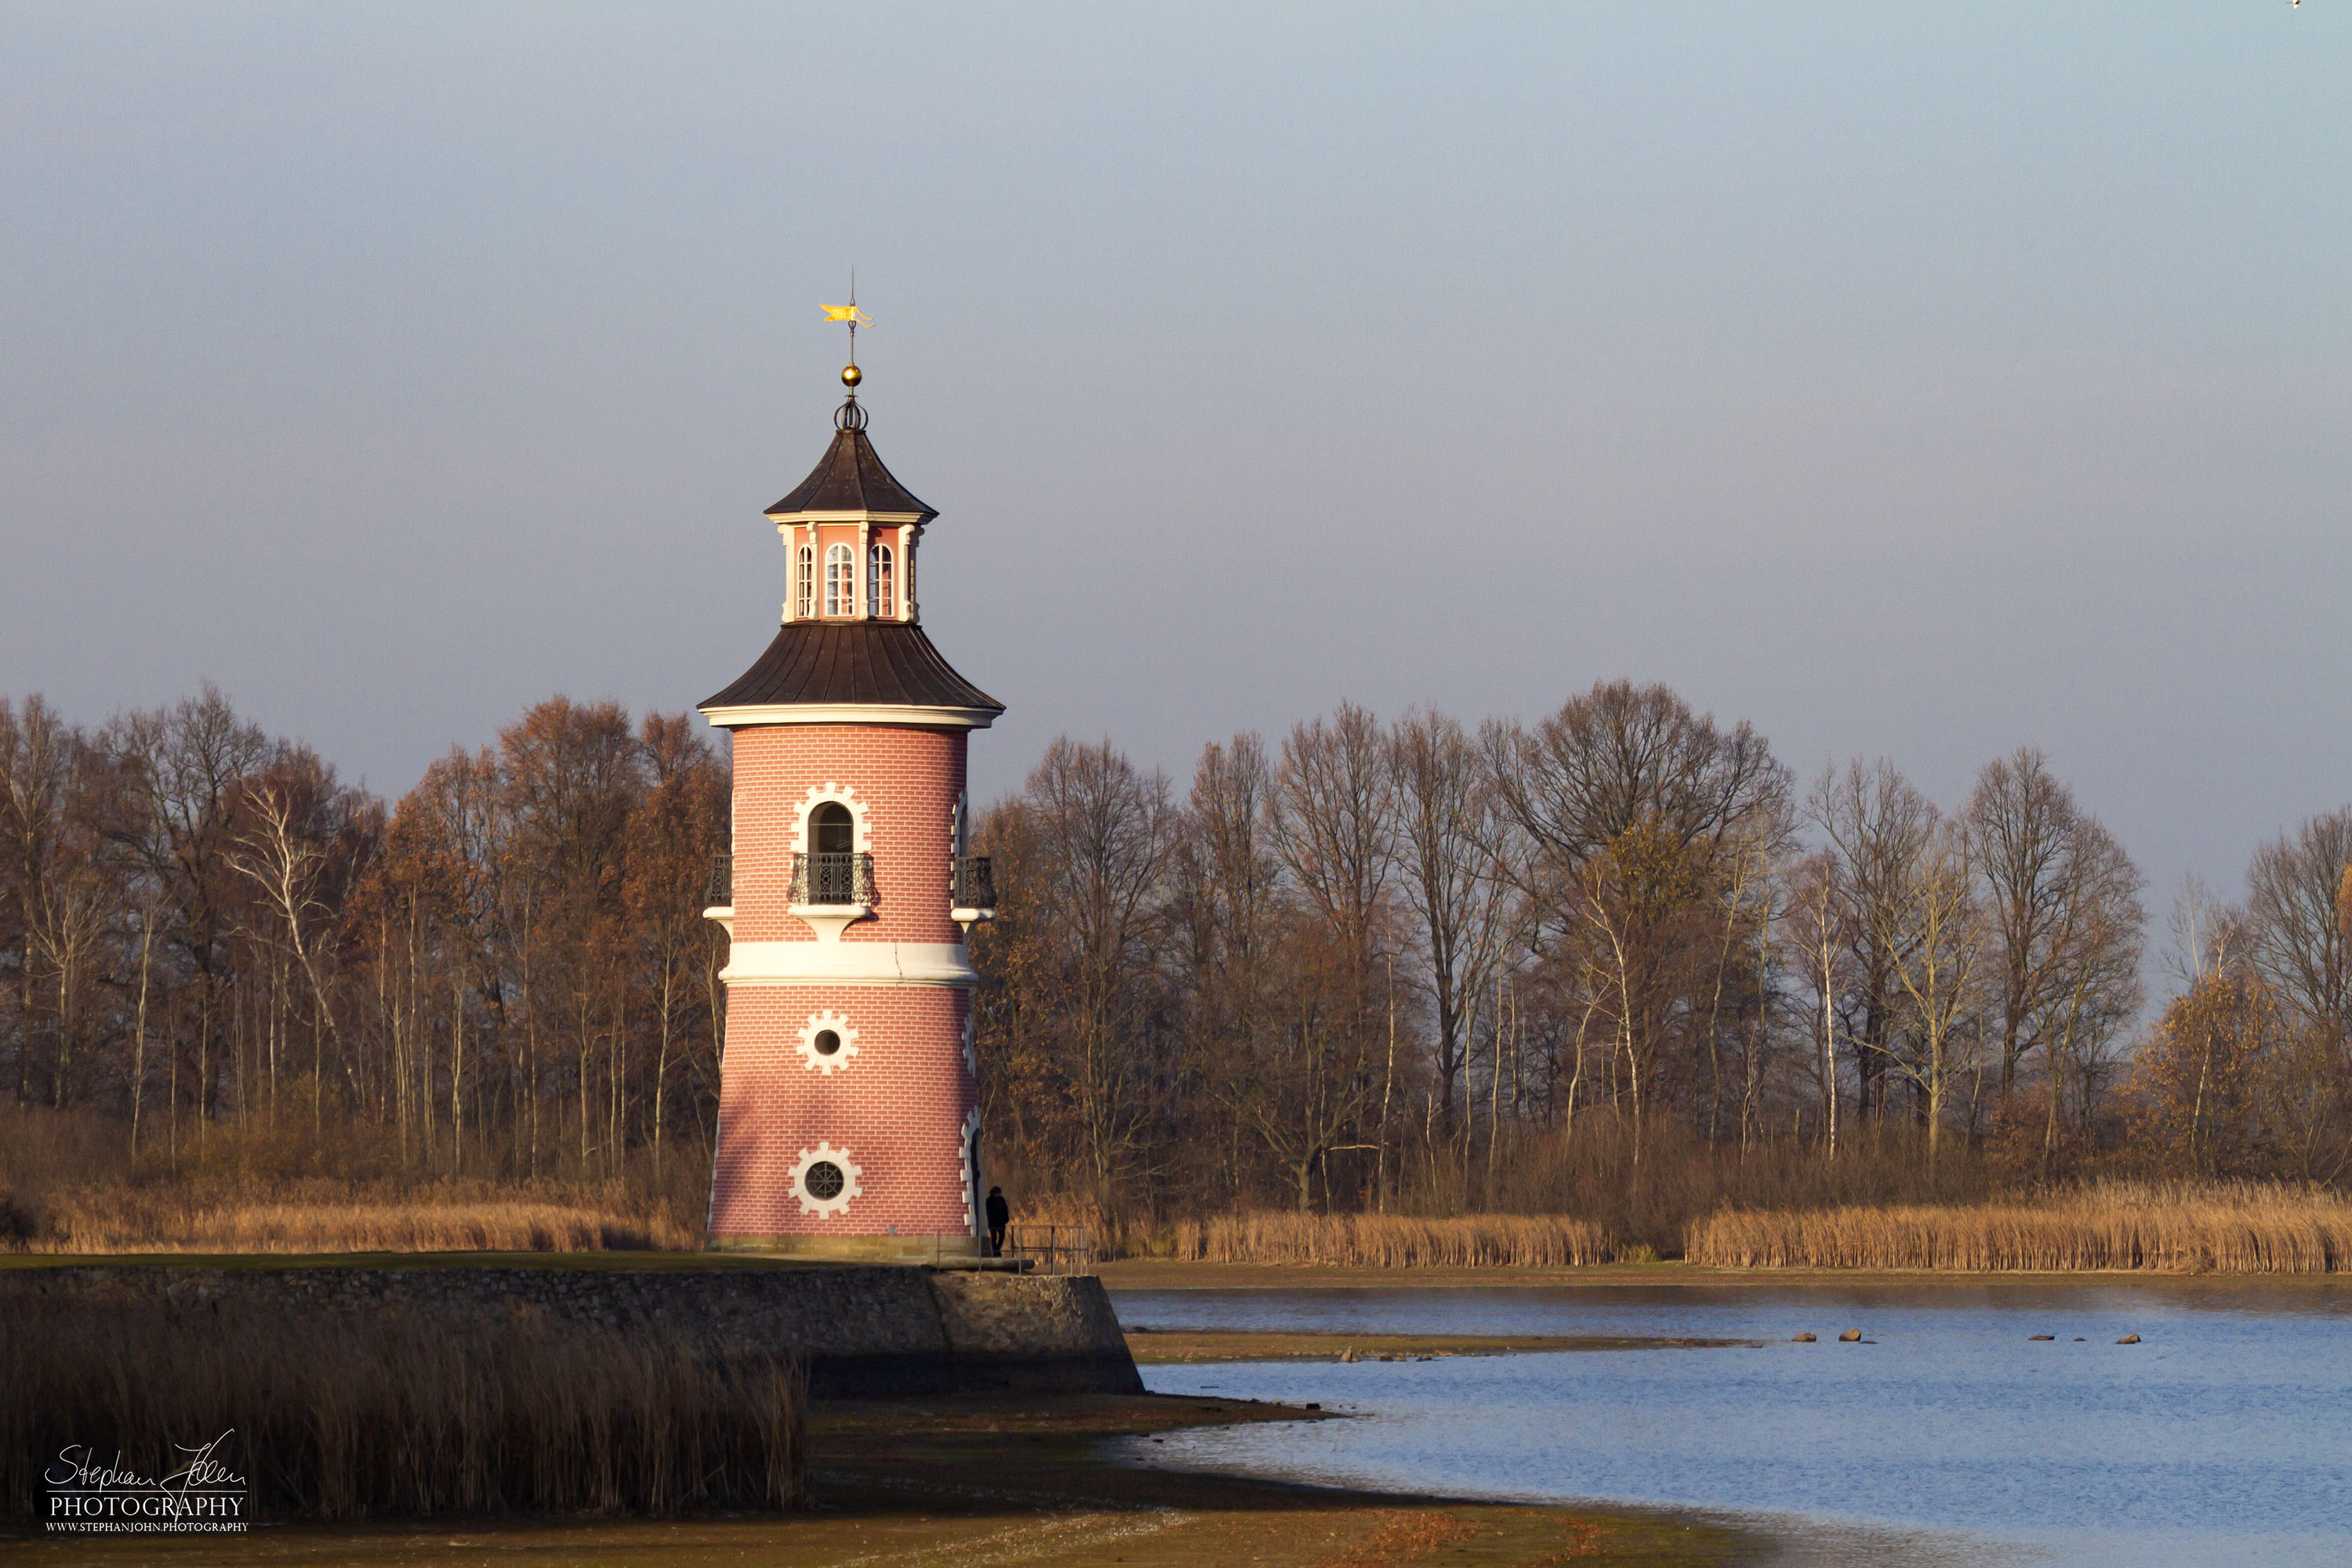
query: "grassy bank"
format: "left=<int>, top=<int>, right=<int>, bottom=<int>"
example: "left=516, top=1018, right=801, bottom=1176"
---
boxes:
left=0, top=1294, right=804, bottom=1522
left=3, top=1392, right=1758, bottom=1566
left=1126, top=1329, right=1761, bottom=1363
left=1686, top=1182, right=2352, bottom=1273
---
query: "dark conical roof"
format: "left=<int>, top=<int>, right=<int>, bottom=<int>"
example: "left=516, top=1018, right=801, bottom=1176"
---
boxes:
left=764, top=416, right=937, bottom=521
left=701, top=621, right=1003, bottom=716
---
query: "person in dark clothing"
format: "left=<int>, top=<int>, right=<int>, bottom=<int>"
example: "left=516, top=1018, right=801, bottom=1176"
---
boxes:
left=985, top=1186, right=1010, bottom=1257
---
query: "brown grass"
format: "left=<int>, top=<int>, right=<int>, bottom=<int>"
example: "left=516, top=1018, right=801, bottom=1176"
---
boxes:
left=1687, top=1181, right=2352, bottom=1273
left=0, top=1295, right=804, bottom=1521
left=0, top=1107, right=710, bottom=1255
left=9, top=1185, right=697, bottom=1254
left=1174, top=1210, right=1615, bottom=1268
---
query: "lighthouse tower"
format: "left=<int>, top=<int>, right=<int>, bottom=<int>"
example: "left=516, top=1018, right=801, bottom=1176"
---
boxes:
left=699, top=355, right=1003, bottom=1256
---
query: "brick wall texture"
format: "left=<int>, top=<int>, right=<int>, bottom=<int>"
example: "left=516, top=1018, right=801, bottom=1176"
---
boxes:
left=711, top=723, right=978, bottom=1241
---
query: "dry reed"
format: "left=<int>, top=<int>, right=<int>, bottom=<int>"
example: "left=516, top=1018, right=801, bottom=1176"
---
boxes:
left=1174, top=1210, right=1614, bottom=1268
left=12, top=1190, right=697, bottom=1254
left=1687, top=1181, right=2352, bottom=1273
left=0, top=1297, right=804, bottom=1521
left=0, top=1106, right=713, bottom=1256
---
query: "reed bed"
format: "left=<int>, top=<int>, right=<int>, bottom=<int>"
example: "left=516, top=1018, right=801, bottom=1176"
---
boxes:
left=1687, top=1182, right=2352, bottom=1273
left=12, top=1192, right=697, bottom=1254
left=0, top=1297, right=805, bottom=1521
left=1174, top=1210, right=1615, bottom=1268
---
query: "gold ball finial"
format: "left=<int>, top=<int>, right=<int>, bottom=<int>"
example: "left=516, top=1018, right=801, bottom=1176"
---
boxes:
left=841, top=363, right=862, bottom=388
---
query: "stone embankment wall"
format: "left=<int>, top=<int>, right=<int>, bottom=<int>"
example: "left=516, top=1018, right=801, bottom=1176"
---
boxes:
left=0, top=1262, right=1142, bottom=1399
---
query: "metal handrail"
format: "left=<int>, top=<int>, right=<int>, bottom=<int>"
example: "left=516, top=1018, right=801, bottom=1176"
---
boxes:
left=791, top=851, right=876, bottom=906
left=953, top=855, right=997, bottom=910
left=1000, top=1224, right=1094, bottom=1276
left=705, top=851, right=733, bottom=908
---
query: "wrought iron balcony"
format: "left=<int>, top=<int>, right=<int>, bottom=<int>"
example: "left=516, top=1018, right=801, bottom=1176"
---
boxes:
left=792, top=850, right=877, bottom=908
left=705, top=851, right=733, bottom=909
left=953, top=855, right=996, bottom=912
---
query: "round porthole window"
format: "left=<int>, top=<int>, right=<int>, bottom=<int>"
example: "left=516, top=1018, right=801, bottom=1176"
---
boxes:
left=796, top=1011, right=858, bottom=1075
left=789, top=1143, right=862, bottom=1218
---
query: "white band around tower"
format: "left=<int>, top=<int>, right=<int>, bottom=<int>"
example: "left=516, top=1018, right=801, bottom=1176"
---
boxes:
left=721, top=939, right=978, bottom=987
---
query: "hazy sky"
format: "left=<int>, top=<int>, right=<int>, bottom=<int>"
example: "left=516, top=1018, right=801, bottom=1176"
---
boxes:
left=4, top=4, right=2347, bottom=931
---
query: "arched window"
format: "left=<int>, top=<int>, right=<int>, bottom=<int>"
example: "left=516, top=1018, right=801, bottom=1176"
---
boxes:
left=824, top=543, right=854, bottom=616
left=810, top=800, right=855, bottom=855
left=867, top=542, right=895, bottom=618
left=795, top=541, right=814, bottom=619
left=806, top=800, right=857, bottom=904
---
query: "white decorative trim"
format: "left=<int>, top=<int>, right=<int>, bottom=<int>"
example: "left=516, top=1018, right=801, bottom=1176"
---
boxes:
left=769, top=509, right=928, bottom=527
left=703, top=905, right=735, bottom=936
left=789, top=903, right=869, bottom=943
left=789, top=1143, right=863, bottom=1219
left=793, top=783, right=872, bottom=855
left=797, top=1010, right=859, bottom=1076
left=960, top=1108, right=983, bottom=1236
left=702, top=702, right=997, bottom=731
left=720, top=939, right=978, bottom=987
left=898, top=524, right=916, bottom=622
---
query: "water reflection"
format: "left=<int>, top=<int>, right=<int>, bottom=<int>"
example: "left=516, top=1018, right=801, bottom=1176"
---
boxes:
left=1114, top=1282, right=2352, bottom=1567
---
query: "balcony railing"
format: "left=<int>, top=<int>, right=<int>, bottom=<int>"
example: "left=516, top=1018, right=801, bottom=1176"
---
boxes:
left=705, top=851, right=733, bottom=909
left=791, top=850, right=876, bottom=907
left=953, top=855, right=996, bottom=911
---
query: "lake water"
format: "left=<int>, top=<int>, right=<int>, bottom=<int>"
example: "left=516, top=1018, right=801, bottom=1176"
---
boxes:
left=1111, top=1281, right=2352, bottom=1567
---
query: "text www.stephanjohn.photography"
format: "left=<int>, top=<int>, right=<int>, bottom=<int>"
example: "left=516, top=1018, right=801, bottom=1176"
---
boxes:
left=44, top=1433, right=248, bottom=1534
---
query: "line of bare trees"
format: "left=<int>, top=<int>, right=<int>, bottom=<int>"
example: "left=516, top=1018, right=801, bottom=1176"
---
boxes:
left=973, top=681, right=2352, bottom=1214
left=9, top=678, right=2346, bottom=1218
left=0, top=687, right=729, bottom=1183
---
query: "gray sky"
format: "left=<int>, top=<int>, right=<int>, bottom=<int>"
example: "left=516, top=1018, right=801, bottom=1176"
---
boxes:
left=4, top=3, right=2347, bottom=931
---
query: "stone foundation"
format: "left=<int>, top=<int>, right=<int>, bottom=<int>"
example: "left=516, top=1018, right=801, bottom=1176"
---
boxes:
left=0, top=1261, right=1142, bottom=1399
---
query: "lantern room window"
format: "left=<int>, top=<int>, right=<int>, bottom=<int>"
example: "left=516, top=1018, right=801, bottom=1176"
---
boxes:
left=868, top=543, right=895, bottom=618
left=824, top=543, right=854, bottom=616
left=795, top=542, right=814, bottom=619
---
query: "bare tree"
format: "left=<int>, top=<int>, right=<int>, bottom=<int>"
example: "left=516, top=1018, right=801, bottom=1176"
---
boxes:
left=1870, top=819, right=1983, bottom=1170
left=226, top=751, right=371, bottom=1127
left=1783, top=850, right=1851, bottom=1153
left=1169, top=735, right=1284, bottom=1204
left=1966, top=749, right=2146, bottom=1155
left=101, top=686, right=275, bottom=1152
left=1389, top=709, right=1511, bottom=1149
left=1967, top=748, right=2082, bottom=1104
left=2245, top=808, right=2352, bottom=1067
left=1809, top=759, right=1936, bottom=1121
left=1025, top=738, right=1177, bottom=1190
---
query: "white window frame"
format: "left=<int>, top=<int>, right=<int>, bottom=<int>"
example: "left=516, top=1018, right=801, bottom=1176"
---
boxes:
left=867, top=542, right=895, bottom=619
left=823, top=542, right=854, bottom=617
left=795, top=539, right=814, bottom=619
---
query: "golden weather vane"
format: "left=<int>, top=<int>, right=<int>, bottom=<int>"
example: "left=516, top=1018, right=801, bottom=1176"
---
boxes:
left=820, top=276, right=872, bottom=391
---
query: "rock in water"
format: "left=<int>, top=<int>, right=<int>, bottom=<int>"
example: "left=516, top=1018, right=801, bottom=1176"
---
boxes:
left=2116, top=1334, right=2141, bottom=1345
left=2029, top=1334, right=2056, bottom=1341
left=1793, top=1332, right=1817, bottom=1343
left=1838, top=1329, right=1863, bottom=1342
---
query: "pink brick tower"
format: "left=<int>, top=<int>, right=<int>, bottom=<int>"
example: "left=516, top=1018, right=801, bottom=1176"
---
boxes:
left=699, top=354, right=1003, bottom=1255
